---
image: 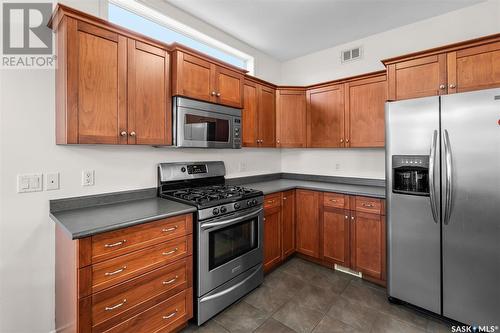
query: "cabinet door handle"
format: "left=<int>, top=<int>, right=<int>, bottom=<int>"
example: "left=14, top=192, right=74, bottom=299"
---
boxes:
left=345, top=215, right=349, bottom=219
left=105, top=299, right=127, bottom=311
left=104, top=266, right=127, bottom=276
left=449, top=83, right=456, bottom=89
left=120, top=131, right=127, bottom=137
left=211, top=91, right=216, bottom=96
left=162, top=309, right=178, bottom=320
left=162, top=275, right=179, bottom=285
left=162, top=226, right=178, bottom=233
left=346, top=138, right=349, bottom=143
left=104, top=240, right=127, bottom=248
left=129, top=131, right=136, bottom=137
left=162, top=248, right=178, bottom=256
left=277, top=139, right=280, bottom=144
left=283, top=197, right=287, bottom=200
left=439, top=84, right=446, bottom=90
left=216, top=92, right=221, bottom=97
left=351, top=216, right=355, bottom=222
left=340, top=138, right=344, bottom=143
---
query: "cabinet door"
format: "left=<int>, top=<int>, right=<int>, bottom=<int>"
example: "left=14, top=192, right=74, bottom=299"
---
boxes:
left=215, top=66, right=244, bottom=108
left=351, top=212, right=385, bottom=280
left=276, top=89, right=307, bottom=148
left=281, top=190, right=296, bottom=259
left=128, top=40, right=171, bottom=145
left=345, top=76, right=387, bottom=148
left=447, top=41, right=500, bottom=94
left=67, top=20, right=127, bottom=144
left=295, top=190, right=320, bottom=258
left=307, top=85, right=345, bottom=148
left=322, top=208, right=350, bottom=267
left=258, top=85, right=276, bottom=147
left=263, top=206, right=282, bottom=273
left=242, top=81, right=259, bottom=147
left=387, top=54, right=447, bottom=100
left=173, top=51, right=213, bottom=103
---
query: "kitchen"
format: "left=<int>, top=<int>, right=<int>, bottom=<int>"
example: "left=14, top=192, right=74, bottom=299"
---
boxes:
left=0, top=0, right=499, bottom=332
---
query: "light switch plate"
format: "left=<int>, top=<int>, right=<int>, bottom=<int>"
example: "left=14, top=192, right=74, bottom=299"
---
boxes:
left=82, top=170, right=95, bottom=186
left=17, top=174, right=43, bottom=193
left=46, top=173, right=60, bottom=190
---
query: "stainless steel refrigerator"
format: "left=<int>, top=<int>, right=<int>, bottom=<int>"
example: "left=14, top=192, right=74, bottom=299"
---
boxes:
left=386, top=88, right=500, bottom=326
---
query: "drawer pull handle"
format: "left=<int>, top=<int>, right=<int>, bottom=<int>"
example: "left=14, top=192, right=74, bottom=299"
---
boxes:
left=162, top=248, right=178, bottom=256
left=162, top=226, right=178, bottom=233
left=162, top=309, right=178, bottom=320
left=362, top=203, right=375, bottom=208
left=329, top=199, right=338, bottom=202
left=104, top=266, right=127, bottom=276
left=104, top=240, right=126, bottom=248
left=267, top=200, right=274, bottom=204
left=105, top=299, right=127, bottom=311
left=162, top=275, right=179, bottom=285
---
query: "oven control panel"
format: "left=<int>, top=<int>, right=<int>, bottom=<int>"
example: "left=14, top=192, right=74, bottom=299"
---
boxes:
left=187, top=164, right=207, bottom=174
left=199, top=196, right=263, bottom=221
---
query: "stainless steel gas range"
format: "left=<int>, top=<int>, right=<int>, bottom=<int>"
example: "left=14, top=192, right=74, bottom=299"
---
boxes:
left=158, top=161, right=264, bottom=325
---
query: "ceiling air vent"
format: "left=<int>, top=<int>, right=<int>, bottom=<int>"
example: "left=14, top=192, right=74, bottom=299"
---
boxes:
left=341, top=46, right=363, bottom=63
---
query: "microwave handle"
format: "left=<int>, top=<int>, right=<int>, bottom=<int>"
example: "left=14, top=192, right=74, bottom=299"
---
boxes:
left=200, top=208, right=263, bottom=230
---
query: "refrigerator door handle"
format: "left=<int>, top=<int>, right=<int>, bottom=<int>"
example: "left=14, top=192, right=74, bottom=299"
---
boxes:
left=429, top=130, right=439, bottom=223
left=443, top=129, right=454, bottom=225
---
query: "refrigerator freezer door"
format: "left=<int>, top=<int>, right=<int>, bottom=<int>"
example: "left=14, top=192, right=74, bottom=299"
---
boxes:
left=386, top=96, right=441, bottom=314
left=441, top=88, right=500, bottom=325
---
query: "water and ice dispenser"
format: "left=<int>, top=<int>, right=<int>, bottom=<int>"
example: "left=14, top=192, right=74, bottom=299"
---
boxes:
left=392, top=155, right=430, bottom=196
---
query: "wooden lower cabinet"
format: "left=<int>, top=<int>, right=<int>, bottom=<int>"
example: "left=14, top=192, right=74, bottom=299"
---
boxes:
left=263, top=191, right=296, bottom=272
left=55, top=213, right=194, bottom=333
left=322, top=207, right=350, bottom=267
left=295, top=190, right=321, bottom=258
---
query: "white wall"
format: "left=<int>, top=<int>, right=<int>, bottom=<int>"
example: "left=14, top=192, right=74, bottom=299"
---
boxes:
left=0, top=1, right=280, bottom=333
left=280, top=0, right=500, bottom=180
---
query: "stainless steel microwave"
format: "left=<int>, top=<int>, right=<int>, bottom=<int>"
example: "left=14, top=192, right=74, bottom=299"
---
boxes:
left=173, top=97, right=242, bottom=148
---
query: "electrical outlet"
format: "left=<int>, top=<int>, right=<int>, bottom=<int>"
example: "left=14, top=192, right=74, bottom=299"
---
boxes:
left=335, top=163, right=341, bottom=170
left=46, top=173, right=60, bottom=190
left=17, top=174, right=43, bottom=193
left=239, top=161, right=247, bottom=172
left=82, top=170, right=95, bottom=186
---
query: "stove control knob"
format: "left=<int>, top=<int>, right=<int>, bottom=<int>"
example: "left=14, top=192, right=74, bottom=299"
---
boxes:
left=247, top=200, right=253, bottom=206
left=220, top=206, right=227, bottom=214
left=234, top=203, right=241, bottom=209
left=212, top=208, right=220, bottom=215
left=252, top=199, right=258, bottom=205
left=180, top=167, right=186, bottom=173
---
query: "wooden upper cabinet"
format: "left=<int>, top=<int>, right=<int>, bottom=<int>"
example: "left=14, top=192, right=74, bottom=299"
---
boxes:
left=258, top=85, right=276, bottom=147
left=322, top=207, right=350, bottom=267
left=276, top=89, right=307, bottom=148
left=295, top=190, right=320, bottom=258
left=61, top=19, right=127, bottom=144
left=307, top=85, right=345, bottom=148
left=172, top=49, right=244, bottom=108
left=53, top=14, right=171, bottom=145
left=172, top=51, right=212, bottom=103
left=447, top=40, right=500, bottom=94
left=386, top=54, right=447, bottom=101
left=242, top=81, right=259, bottom=147
left=384, top=34, right=500, bottom=100
left=345, top=74, right=387, bottom=147
left=242, top=79, right=276, bottom=147
left=281, top=190, right=296, bottom=259
left=351, top=212, right=385, bottom=280
left=127, top=40, right=171, bottom=145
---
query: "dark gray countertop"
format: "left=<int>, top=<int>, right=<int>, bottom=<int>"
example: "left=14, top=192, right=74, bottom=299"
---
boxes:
left=50, top=197, right=196, bottom=239
left=240, top=179, right=386, bottom=198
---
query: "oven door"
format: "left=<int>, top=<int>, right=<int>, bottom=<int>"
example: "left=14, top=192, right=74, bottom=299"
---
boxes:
left=198, top=206, right=263, bottom=296
left=175, top=106, right=237, bottom=148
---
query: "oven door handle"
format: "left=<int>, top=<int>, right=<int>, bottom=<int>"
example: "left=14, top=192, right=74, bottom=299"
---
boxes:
left=200, top=208, right=263, bottom=230
left=199, top=264, right=262, bottom=303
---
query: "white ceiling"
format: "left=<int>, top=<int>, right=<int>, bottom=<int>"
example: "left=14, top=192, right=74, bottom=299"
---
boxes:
left=164, top=0, right=484, bottom=61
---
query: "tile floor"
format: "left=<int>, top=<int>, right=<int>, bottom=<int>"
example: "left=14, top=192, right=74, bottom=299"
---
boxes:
left=182, top=257, right=452, bottom=333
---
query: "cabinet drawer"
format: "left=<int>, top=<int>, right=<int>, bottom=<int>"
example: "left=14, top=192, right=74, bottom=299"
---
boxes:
left=89, top=235, right=192, bottom=294
left=92, top=256, right=191, bottom=327
left=91, top=214, right=192, bottom=263
left=323, top=193, right=349, bottom=209
left=264, top=193, right=281, bottom=209
left=355, top=197, right=382, bottom=214
left=103, top=288, right=192, bottom=333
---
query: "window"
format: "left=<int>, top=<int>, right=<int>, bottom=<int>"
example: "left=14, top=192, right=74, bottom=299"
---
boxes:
left=107, top=1, right=253, bottom=72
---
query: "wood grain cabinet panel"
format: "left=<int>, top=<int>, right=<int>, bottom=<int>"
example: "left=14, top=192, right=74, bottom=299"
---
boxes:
left=258, top=86, right=276, bottom=147
left=215, top=66, right=244, bottom=108
left=242, top=81, right=259, bottom=147
left=306, top=85, right=345, bottom=148
left=172, top=51, right=212, bottom=103
left=447, top=41, right=500, bottom=94
left=276, top=89, right=307, bottom=148
left=322, top=208, right=350, bottom=267
left=345, top=75, right=387, bottom=147
left=351, top=212, right=385, bottom=281
left=281, top=190, right=296, bottom=259
left=295, top=190, right=320, bottom=258
left=128, top=40, right=171, bottom=145
left=263, top=204, right=282, bottom=273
